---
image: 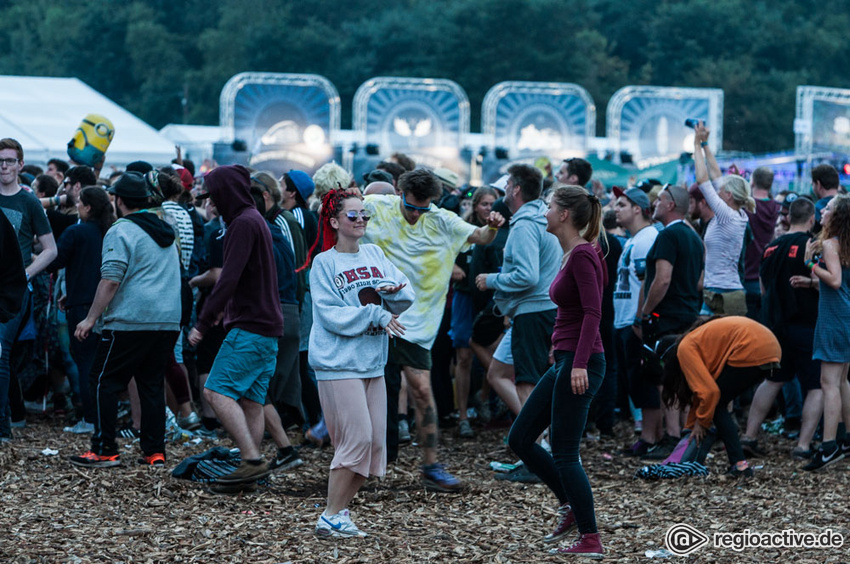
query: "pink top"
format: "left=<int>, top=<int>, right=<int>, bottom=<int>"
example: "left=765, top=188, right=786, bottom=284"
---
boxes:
left=549, top=243, right=607, bottom=369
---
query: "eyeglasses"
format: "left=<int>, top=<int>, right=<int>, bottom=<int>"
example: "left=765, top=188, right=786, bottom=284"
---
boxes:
left=344, top=210, right=371, bottom=222
left=0, top=158, right=19, bottom=167
left=402, top=192, right=431, bottom=213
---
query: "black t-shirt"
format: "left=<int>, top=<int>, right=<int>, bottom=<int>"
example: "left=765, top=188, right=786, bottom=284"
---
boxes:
left=601, top=233, right=623, bottom=325
left=470, top=226, right=509, bottom=312
left=0, top=188, right=52, bottom=266
left=46, top=208, right=78, bottom=241
left=645, top=220, right=704, bottom=334
left=760, top=231, right=819, bottom=330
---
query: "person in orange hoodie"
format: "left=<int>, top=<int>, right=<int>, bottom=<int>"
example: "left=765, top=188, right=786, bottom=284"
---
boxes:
left=660, top=316, right=781, bottom=477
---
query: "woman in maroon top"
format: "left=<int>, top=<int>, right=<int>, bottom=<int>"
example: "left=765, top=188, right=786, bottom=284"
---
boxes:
left=507, top=185, right=607, bottom=559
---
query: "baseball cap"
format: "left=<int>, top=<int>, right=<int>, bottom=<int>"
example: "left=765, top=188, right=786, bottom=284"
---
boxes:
left=363, top=169, right=393, bottom=185
left=489, top=174, right=509, bottom=194
left=432, top=167, right=459, bottom=189
left=285, top=170, right=315, bottom=201
left=612, top=186, right=651, bottom=212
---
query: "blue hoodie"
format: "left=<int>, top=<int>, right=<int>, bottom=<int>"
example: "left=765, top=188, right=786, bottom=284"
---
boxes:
left=486, top=198, right=560, bottom=318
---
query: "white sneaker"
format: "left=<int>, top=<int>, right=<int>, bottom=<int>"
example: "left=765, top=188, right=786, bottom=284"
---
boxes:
left=64, top=420, right=95, bottom=434
left=398, top=419, right=411, bottom=443
left=315, top=509, right=368, bottom=538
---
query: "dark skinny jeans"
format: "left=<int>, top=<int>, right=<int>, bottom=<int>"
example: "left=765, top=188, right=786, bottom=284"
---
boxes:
left=692, top=365, right=765, bottom=466
left=508, top=350, right=606, bottom=535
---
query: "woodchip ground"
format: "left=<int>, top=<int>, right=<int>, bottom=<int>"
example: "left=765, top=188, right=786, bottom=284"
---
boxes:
left=1, top=417, right=847, bottom=563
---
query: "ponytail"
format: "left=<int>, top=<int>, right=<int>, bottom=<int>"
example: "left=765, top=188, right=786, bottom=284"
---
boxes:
left=550, top=185, right=605, bottom=246
left=584, top=193, right=603, bottom=243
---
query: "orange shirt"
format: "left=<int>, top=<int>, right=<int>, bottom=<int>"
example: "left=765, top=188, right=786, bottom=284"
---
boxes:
left=678, top=317, right=781, bottom=429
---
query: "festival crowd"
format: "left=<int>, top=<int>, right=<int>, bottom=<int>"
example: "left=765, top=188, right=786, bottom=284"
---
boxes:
left=1, top=120, right=849, bottom=558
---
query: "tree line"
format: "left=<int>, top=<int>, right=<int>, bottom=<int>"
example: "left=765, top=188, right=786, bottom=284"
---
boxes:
left=1, top=0, right=848, bottom=153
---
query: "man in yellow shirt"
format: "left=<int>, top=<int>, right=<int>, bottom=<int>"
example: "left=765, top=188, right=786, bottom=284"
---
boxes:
left=363, top=169, right=504, bottom=492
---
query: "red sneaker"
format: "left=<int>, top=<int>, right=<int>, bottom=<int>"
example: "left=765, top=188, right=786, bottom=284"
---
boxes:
left=548, top=532, right=604, bottom=559
left=544, top=502, right=577, bottom=543
left=69, top=450, right=121, bottom=468
left=137, top=453, right=166, bottom=467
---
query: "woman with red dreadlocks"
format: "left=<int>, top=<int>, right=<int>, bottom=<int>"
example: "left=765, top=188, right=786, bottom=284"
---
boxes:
left=307, top=189, right=415, bottom=538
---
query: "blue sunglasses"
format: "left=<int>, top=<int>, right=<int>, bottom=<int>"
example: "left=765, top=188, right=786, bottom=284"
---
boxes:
left=402, top=192, right=431, bottom=213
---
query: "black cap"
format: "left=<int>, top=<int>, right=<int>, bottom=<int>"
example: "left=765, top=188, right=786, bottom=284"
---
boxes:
left=126, top=161, right=153, bottom=174
left=363, top=169, right=393, bottom=185
left=108, top=171, right=151, bottom=200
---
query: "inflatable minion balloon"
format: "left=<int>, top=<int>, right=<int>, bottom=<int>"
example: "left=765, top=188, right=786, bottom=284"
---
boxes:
left=67, top=114, right=114, bottom=167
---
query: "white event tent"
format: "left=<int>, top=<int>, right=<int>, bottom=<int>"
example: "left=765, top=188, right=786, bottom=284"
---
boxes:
left=0, top=75, right=176, bottom=168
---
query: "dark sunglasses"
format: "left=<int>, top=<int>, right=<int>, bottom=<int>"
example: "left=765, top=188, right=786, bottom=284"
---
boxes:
left=402, top=192, right=431, bottom=213
left=344, top=210, right=371, bottom=222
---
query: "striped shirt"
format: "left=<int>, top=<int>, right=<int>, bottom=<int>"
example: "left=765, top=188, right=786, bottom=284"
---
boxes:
left=698, top=180, right=748, bottom=290
left=161, top=201, right=194, bottom=273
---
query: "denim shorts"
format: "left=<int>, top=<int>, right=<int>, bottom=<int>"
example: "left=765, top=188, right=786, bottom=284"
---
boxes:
left=206, top=328, right=279, bottom=404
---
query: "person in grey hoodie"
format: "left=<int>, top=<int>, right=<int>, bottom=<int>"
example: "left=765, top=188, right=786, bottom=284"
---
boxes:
left=476, top=164, right=561, bottom=418
left=307, top=188, right=414, bottom=538
left=70, top=172, right=182, bottom=469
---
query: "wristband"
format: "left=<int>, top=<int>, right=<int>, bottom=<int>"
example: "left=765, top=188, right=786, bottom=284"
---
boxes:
left=806, top=260, right=816, bottom=271
left=54, top=195, right=61, bottom=206
left=700, top=141, right=708, bottom=147
left=488, top=226, right=498, bottom=231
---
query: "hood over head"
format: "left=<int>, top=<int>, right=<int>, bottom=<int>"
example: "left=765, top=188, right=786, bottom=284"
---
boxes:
left=203, top=165, right=254, bottom=224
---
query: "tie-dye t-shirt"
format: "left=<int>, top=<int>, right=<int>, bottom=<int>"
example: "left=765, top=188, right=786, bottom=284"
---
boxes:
left=363, top=194, right=477, bottom=349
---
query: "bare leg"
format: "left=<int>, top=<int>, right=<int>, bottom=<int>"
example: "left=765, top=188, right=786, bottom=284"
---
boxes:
left=204, top=388, right=262, bottom=459
left=820, top=362, right=850, bottom=442
left=516, top=382, right=534, bottom=410
left=744, top=380, right=783, bottom=439
left=403, top=366, right=439, bottom=466
left=128, top=378, right=141, bottom=430
left=165, top=383, right=179, bottom=417
left=798, top=389, right=823, bottom=451
left=640, top=407, right=662, bottom=444
left=263, top=404, right=292, bottom=449
left=197, top=372, right=215, bottom=418
left=455, top=347, right=473, bottom=421
left=659, top=385, right=681, bottom=437
left=487, top=359, right=520, bottom=416
left=326, top=468, right=368, bottom=514
left=398, top=376, right=409, bottom=419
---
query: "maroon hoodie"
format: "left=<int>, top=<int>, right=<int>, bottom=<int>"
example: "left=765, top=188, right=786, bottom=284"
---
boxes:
left=194, top=165, right=283, bottom=338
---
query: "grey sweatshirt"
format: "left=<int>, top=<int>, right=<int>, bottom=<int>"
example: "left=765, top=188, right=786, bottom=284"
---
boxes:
left=308, top=244, right=414, bottom=381
left=100, top=218, right=182, bottom=331
left=486, top=198, right=560, bottom=318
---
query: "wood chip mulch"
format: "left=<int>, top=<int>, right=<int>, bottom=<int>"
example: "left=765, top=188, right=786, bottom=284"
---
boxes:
left=2, top=417, right=848, bottom=563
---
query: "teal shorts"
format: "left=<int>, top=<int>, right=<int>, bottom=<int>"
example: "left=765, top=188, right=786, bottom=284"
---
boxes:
left=206, top=328, right=278, bottom=404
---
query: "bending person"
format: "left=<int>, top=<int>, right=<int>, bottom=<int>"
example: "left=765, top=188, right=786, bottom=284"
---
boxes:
left=661, top=316, right=781, bottom=476
left=309, top=189, right=414, bottom=538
